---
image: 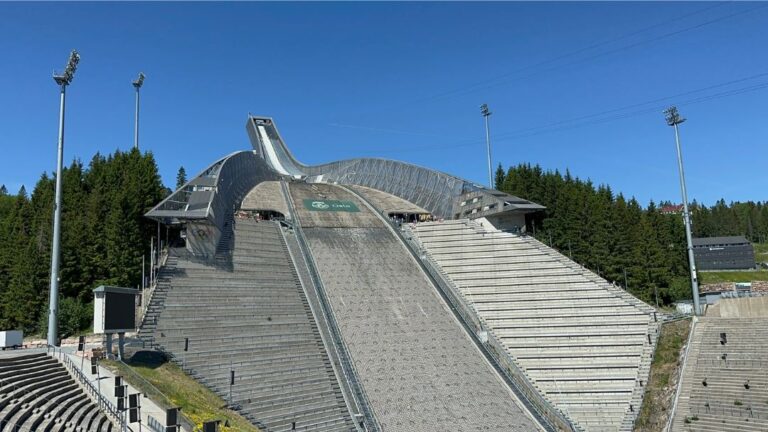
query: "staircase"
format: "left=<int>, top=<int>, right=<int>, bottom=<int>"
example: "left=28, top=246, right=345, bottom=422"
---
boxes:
left=138, top=219, right=354, bottom=432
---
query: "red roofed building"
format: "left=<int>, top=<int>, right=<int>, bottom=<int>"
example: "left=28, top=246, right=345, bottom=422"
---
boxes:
left=660, top=204, right=683, bottom=214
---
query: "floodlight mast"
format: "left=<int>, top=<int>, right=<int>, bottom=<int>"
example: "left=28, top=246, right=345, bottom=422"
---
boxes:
left=48, top=50, right=80, bottom=347
left=132, top=72, right=145, bottom=150
left=664, top=106, right=701, bottom=316
left=481, top=104, right=493, bottom=188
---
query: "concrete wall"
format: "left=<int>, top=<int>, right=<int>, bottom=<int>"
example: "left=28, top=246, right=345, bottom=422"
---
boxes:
left=708, top=296, right=768, bottom=318
left=484, top=212, right=527, bottom=232
left=185, top=221, right=220, bottom=258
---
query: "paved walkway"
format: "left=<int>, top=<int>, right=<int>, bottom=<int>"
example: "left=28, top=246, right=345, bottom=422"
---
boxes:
left=64, top=349, right=192, bottom=432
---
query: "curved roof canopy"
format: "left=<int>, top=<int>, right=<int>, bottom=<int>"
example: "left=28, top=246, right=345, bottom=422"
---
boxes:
left=146, top=116, right=544, bottom=225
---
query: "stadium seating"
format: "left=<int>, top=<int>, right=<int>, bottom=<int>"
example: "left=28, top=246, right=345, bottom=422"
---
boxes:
left=671, top=317, right=768, bottom=432
left=139, top=219, right=354, bottom=432
left=409, top=219, right=660, bottom=431
left=289, top=182, right=540, bottom=432
left=0, top=351, right=115, bottom=432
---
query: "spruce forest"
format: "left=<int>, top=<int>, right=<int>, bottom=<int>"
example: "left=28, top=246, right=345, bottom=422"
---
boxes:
left=1, top=154, right=765, bottom=337
left=495, top=163, right=768, bottom=306
left=0, top=149, right=166, bottom=337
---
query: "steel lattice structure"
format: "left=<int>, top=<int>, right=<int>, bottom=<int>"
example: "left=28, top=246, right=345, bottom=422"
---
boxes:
left=146, top=115, right=544, bottom=256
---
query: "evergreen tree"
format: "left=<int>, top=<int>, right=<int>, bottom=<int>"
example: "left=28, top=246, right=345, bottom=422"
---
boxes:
left=494, top=164, right=504, bottom=190
left=493, top=163, right=764, bottom=306
left=0, top=149, right=165, bottom=334
left=176, top=166, right=187, bottom=190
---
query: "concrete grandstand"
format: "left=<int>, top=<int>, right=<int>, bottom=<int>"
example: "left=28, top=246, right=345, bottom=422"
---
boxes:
left=141, top=116, right=663, bottom=431
left=0, top=351, right=119, bottom=431
left=670, top=297, right=768, bottom=432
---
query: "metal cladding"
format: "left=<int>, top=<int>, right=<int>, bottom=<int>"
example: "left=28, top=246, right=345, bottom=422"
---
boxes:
left=692, top=236, right=756, bottom=270
left=246, top=115, right=544, bottom=220
left=146, top=115, right=545, bottom=255
left=146, top=150, right=278, bottom=225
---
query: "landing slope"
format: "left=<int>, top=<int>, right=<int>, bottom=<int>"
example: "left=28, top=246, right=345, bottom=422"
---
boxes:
left=288, top=182, right=539, bottom=432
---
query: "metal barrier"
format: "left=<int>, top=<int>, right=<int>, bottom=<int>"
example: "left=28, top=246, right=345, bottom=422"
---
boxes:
left=52, top=347, right=128, bottom=431
left=665, top=316, right=697, bottom=432
left=342, top=186, right=580, bottom=432
left=138, top=247, right=169, bottom=328
left=147, top=415, right=165, bottom=432
left=279, top=180, right=380, bottom=432
left=690, top=402, right=767, bottom=420
left=695, top=357, right=768, bottom=368
left=101, top=357, right=196, bottom=431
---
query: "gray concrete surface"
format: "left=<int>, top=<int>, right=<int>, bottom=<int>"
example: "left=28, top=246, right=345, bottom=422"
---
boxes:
left=241, top=180, right=290, bottom=217
left=140, top=219, right=354, bottom=432
left=346, top=185, right=428, bottom=215
left=707, top=296, right=768, bottom=318
left=671, top=317, right=768, bottom=432
left=411, top=219, right=659, bottom=431
left=289, top=182, right=540, bottom=432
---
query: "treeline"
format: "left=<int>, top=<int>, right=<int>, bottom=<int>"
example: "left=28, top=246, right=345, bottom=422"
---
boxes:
left=495, top=164, right=765, bottom=306
left=0, top=149, right=166, bottom=336
left=689, top=199, right=768, bottom=242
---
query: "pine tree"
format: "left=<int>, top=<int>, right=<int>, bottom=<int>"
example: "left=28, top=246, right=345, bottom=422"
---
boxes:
left=494, top=164, right=505, bottom=190
left=176, top=166, right=187, bottom=190
left=0, top=149, right=166, bottom=333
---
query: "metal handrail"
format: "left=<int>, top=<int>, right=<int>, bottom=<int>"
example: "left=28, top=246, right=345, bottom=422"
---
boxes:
left=277, top=221, right=362, bottom=430
left=102, top=357, right=196, bottom=431
left=664, top=316, right=697, bottom=432
left=342, top=187, right=580, bottom=432
left=139, top=247, right=169, bottom=327
left=279, top=180, right=380, bottom=432
left=398, top=225, right=580, bottom=432
left=0, top=349, right=117, bottom=431
left=53, top=348, right=128, bottom=431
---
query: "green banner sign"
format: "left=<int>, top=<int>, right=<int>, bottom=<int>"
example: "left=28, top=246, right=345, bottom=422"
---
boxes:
left=302, top=199, right=360, bottom=212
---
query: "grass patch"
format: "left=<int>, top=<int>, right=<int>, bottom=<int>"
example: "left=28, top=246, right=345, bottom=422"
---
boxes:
left=634, top=318, right=692, bottom=432
left=755, top=243, right=768, bottom=263
left=103, top=355, right=259, bottom=432
left=699, top=270, right=768, bottom=284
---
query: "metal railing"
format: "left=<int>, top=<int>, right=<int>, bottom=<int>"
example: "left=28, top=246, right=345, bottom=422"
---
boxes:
left=139, top=246, right=169, bottom=327
left=690, top=402, right=768, bottom=420
left=694, top=357, right=768, bottom=368
left=101, top=357, right=196, bottom=431
left=147, top=415, right=165, bottom=432
left=277, top=221, right=362, bottom=431
left=342, top=187, right=580, bottom=432
left=664, top=316, right=697, bottom=432
left=399, top=226, right=580, bottom=432
left=279, top=180, right=380, bottom=432
left=52, top=347, right=128, bottom=431
left=0, top=349, right=116, bottom=432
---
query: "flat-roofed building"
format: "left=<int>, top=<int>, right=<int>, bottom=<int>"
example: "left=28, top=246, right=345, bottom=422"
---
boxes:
left=693, top=236, right=755, bottom=270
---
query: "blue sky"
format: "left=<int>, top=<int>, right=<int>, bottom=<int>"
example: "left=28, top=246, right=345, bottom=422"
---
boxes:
left=1, top=2, right=766, bottom=206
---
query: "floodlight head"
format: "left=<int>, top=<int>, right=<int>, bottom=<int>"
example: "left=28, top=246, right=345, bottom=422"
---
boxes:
left=53, top=50, right=80, bottom=86
left=664, top=106, right=685, bottom=126
left=480, top=103, right=492, bottom=117
left=132, top=72, right=146, bottom=89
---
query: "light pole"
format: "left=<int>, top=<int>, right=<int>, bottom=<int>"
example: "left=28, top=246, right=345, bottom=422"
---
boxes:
left=480, top=103, right=493, bottom=189
left=132, top=72, right=145, bottom=150
left=48, top=50, right=80, bottom=346
left=664, top=106, right=701, bottom=316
